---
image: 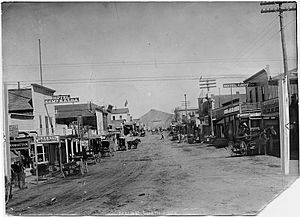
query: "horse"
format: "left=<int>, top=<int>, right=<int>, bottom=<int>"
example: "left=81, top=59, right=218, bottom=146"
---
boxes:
left=127, top=138, right=141, bottom=149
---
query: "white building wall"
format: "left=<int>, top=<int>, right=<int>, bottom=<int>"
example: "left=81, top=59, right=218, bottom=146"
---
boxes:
left=9, top=118, right=35, bottom=132
left=96, top=110, right=104, bottom=135
left=31, top=86, right=56, bottom=136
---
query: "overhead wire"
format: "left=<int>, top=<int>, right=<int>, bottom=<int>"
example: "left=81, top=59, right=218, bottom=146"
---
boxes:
left=3, top=57, right=296, bottom=70
left=233, top=14, right=279, bottom=59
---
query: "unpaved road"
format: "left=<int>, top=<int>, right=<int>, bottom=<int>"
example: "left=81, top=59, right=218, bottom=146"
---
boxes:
left=6, top=134, right=298, bottom=215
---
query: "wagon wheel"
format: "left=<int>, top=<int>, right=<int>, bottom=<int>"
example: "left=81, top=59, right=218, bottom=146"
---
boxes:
left=239, top=140, right=248, bottom=156
left=247, top=141, right=256, bottom=156
left=228, top=141, right=235, bottom=156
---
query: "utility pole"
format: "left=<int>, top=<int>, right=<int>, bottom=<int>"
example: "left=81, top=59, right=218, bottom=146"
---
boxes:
left=199, top=78, right=217, bottom=136
left=38, top=39, right=43, bottom=86
left=260, top=1, right=296, bottom=175
left=184, top=94, right=188, bottom=135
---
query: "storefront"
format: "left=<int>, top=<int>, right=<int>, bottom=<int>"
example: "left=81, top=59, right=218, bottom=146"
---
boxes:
left=34, top=135, right=62, bottom=176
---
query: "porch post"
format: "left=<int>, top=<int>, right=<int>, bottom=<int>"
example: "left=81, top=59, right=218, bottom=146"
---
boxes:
left=71, top=140, right=74, bottom=157
left=65, top=138, right=69, bottom=163
left=75, top=139, right=79, bottom=153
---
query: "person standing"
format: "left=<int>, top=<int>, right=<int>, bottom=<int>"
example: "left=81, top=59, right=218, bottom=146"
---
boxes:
left=161, top=132, right=164, bottom=140
left=81, top=148, right=88, bottom=174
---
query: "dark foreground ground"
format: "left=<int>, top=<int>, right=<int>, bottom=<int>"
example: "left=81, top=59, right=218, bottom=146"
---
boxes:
left=6, top=133, right=299, bottom=215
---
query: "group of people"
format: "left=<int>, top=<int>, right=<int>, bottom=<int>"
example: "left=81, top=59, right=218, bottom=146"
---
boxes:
left=11, top=155, right=27, bottom=190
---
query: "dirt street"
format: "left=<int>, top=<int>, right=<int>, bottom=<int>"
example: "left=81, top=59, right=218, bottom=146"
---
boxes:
left=6, top=134, right=298, bottom=215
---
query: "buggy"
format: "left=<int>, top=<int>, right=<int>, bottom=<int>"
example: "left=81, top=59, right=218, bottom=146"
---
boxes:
left=100, top=140, right=112, bottom=157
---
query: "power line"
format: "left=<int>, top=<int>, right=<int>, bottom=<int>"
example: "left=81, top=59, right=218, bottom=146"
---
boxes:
left=234, top=14, right=279, bottom=59
left=5, top=75, right=251, bottom=86
left=3, top=57, right=296, bottom=69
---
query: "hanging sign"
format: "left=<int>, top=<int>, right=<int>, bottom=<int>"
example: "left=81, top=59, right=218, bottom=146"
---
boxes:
left=45, top=95, right=79, bottom=104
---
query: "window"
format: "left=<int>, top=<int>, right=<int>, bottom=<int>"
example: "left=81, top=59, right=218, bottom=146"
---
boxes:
left=120, top=115, right=122, bottom=119
left=112, top=116, right=115, bottom=120
left=249, top=90, right=253, bottom=103
left=39, top=115, right=43, bottom=135
left=255, top=87, right=259, bottom=102
left=45, top=116, right=49, bottom=135
left=49, top=117, right=54, bottom=134
left=36, top=145, right=49, bottom=163
left=261, top=86, right=265, bottom=102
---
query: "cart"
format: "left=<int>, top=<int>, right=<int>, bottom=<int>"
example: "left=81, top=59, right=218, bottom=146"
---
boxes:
left=62, top=156, right=83, bottom=176
left=86, top=150, right=96, bottom=164
left=100, top=140, right=112, bottom=157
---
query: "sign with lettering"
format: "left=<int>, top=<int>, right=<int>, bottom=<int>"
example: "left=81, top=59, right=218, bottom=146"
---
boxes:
left=224, top=105, right=240, bottom=114
left=261, top=98, right=279, bottom=114
left=223, top=82, right=256, bottom=88
left=36, top=135, right=60, bottom=143
left=9, top=125, right=18, bottom=137
left=10, top=139, right=31, bottom=150
left=45, top=95, right=79, bottom=104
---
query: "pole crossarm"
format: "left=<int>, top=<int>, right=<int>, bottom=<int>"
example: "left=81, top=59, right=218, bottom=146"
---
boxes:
left=261, top=7, right=296, bottom=13
left=260, top=1, right=296, bottom=5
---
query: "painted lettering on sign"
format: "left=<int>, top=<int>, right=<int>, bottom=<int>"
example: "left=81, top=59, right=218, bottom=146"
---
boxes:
left=36, top=135, right=60, bottom=143
left=10, top=139, right=31, bottom=150
left=45, top=96, right=79, bottom=104
left=223, top=82, right=256, bottom=88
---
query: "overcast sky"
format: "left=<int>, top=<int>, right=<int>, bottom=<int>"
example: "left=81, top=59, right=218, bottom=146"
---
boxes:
left=2, top=2, right=297, bottom=118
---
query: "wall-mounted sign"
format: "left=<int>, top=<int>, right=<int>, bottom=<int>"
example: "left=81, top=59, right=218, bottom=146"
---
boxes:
left=10, top=139, right=31, bottom=150
left=45, top=95, right=79, bottom=104
left=224, top=105, right=240, bottom=114
left=261, top=98, right=279, bottom=114
left=9, top=125, right=19, bottom=137
left=36, top=135, right=60, bottom=143
left=223, top=82, right=256, bottom=88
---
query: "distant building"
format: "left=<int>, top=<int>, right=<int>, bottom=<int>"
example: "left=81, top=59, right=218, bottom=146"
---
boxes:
left=110, top=107, right=130, bottom=130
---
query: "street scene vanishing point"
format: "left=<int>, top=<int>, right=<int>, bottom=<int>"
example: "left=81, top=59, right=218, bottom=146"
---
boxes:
left=1, top=1, right=299, bottom=216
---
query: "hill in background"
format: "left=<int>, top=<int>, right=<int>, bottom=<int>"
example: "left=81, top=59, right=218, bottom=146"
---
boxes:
left=138, top=109, right=174, bottom=129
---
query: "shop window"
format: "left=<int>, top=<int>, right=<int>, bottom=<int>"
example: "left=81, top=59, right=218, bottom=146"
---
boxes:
left=251, top=119, right=260, bottom=128
left=36, top=145, right=49, bottom=164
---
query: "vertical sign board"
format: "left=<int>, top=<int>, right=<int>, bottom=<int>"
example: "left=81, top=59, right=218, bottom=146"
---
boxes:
left=9, top=125, right=19, bottom=138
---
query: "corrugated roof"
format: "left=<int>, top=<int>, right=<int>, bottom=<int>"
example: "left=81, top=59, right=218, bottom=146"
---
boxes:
left=111, top=108, right=129, bottom=114
left=8, top=89, right=33, bottom=112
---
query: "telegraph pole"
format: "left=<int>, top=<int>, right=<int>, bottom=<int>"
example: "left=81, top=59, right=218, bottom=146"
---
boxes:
left=260, top=1, right=296, bottom=175
left=199, top=78, right=217, bottom=136
left=38, top=39, right=43, bottom=86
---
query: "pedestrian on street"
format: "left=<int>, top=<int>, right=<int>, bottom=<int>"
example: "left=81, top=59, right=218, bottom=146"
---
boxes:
left=161, top=132, right=164, bottom=140
left=81, top=147, right=88, bottom=174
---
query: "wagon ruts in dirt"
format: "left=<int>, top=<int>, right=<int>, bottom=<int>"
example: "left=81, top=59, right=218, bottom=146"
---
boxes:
left=228, top=127, right=277, bottom=156
left=127, top=138, right=141, bottom=150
